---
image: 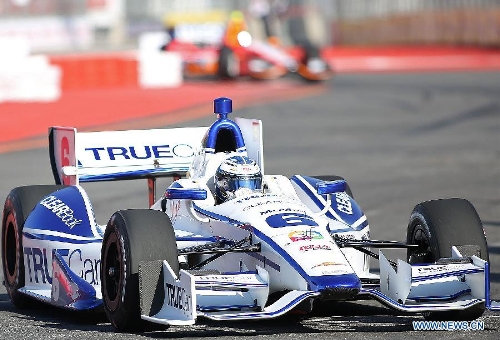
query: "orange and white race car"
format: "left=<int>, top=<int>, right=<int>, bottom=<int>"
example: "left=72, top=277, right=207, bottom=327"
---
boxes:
left=162, top=11, right=333, bottom=81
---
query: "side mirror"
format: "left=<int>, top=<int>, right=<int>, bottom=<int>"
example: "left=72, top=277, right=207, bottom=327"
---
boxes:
left=164, top=188, right=208, bottom=200
left=316, top=180, right=346, bottom=195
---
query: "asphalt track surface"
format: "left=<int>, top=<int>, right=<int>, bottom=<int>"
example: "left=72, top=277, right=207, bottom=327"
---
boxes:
left=0, top=72, right=499, bottom=339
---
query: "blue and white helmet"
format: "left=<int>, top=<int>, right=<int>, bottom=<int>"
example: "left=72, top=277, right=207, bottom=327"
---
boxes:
left=215, top=155, right=262, bottom=203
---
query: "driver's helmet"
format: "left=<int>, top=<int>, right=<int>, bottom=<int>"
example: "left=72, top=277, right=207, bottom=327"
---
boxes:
left=215, top=155, right=262, bottom=203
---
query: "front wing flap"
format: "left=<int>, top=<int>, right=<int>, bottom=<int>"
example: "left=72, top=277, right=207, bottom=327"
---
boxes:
left=362, top=250, right=500, bottom=312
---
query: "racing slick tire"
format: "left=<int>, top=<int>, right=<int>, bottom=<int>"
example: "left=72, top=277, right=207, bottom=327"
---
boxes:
left=2, top=185, right=66, bottom=308
left=406, top=198, right=489, bottom=321
left=101, top=209, right=179, bottom=332
left=314, top=175, right=353, bottom=198
left=218, top=46, right=239, bottom=79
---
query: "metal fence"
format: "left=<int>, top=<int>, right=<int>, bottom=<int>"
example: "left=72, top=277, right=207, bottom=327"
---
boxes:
left=123, top=0, right=500, bottom=47
left=330, top=0, right=500, bottom=46
left=0, top=0, right=499, bottom=52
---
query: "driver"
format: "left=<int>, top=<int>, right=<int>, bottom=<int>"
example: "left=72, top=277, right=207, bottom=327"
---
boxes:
left=214, top=155, right=262, bottom=204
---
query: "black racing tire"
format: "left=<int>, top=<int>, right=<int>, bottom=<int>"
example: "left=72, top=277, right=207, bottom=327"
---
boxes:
left=2, top=185, right=66, bottom=308
left=406, top=198, right=489, bottom=321
left=218, top=46, right=239, bottom=79
left=314, top=175, right=353, bottom=198
left=101, top=209, right=179, bottom=332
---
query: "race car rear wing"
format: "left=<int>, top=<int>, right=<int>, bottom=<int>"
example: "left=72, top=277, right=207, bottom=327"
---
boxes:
left=49, top=126, right=208, bottom=186
left=48, top=117, right=264, bottom=206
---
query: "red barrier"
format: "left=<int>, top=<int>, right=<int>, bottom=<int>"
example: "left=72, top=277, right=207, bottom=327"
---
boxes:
left=49, top=53, right=138, bottom=90
left=321, top=46, right=500, bottom=72
left=47, top=46, right=500, bottom=91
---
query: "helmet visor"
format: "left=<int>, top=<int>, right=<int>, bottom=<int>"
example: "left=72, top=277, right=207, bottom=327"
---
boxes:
left=227, top=174, right=262, bottom=192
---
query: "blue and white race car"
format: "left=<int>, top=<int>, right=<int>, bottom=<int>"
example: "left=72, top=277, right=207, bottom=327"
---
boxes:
left=2, top=97, right=498, bottom=332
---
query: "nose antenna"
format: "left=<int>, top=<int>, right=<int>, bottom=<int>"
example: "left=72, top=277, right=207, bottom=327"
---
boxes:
left=214, top=97, right=232, bottom=120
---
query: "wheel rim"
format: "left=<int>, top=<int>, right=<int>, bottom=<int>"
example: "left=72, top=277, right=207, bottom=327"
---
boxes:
left=409, top=224, right=434, bottom=263
left=102, top=230, right=122, bottom=312
left=3, top=213, right=19, bottom=286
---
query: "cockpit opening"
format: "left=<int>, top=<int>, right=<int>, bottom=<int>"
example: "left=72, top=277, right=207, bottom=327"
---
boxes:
left=214, top=128, right=237, bottom=153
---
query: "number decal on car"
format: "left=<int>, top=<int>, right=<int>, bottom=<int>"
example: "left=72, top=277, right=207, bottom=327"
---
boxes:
left=266, top=212, right=318, bottom=228
left=60, top=136, right=71, bottom=185
left=335, top=192, right=353, bottom=215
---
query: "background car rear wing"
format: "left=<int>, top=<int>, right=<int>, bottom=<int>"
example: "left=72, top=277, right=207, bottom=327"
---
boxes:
left=164, top=10, right=226, bottom=45
left=49, top=126, right=208, bottom=186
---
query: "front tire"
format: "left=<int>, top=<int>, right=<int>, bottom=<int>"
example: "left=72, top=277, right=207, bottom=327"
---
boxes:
left=101, top=209, right=179, bottom=332
left=2, top=185, right=65, bottom=308
left=406, top=198, right=488, bottom=321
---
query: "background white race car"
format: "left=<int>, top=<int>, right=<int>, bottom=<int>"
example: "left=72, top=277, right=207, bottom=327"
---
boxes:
left=2, top=97, right=498, bottom=332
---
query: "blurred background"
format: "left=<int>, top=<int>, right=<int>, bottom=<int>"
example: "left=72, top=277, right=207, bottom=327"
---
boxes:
left=0, top=0, right=499, bottom=54
left=1, top=1, right=499, bottom=105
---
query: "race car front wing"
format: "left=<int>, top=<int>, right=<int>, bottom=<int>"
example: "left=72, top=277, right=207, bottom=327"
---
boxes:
left=136, top=246, right=499, bottom=326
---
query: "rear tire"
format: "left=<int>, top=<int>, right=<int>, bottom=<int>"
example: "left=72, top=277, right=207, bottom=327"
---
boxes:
left=2, top=185, right=65, bottom=308
left=406, top=198, right=488, bottom=321
left=101, top=209, right=179, bottom=332
left=297, top=42, right=333, bottom=82
left=218, top=46, right=239, bottom=79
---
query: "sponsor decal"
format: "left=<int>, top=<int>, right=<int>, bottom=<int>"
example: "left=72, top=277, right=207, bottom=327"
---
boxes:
left=288, top=230, right=323, bottom=242
left=333, top=233, right=355, bottom=240
left=24, top=247, right=52, bottom=284
left=83, top=144, right=195, bottom=161
left=242, top=199, right=281, bottom=211
left=261, top=207, right=307, bottom=216
left=299, top=244, right=332, bottom=252
left=416, top=265, right=448, bottom=274
left=196, top=274, right=257, bottom=282
left=320, top=269, right=350, bottom=275
left=332, top=231, right=370, bottom=241
left=311, top=262, right=343, bottom=269
left=172, top=144, right=194, bottom=158
left=165, top=282, right=191, bottom=312
left=39, top=196, right=82, bottom=229
left=67, top=249, right=101, bottom=286
left=24, top=247, right=100, bottom=286
left=236, top=194, right=270, bottom=203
